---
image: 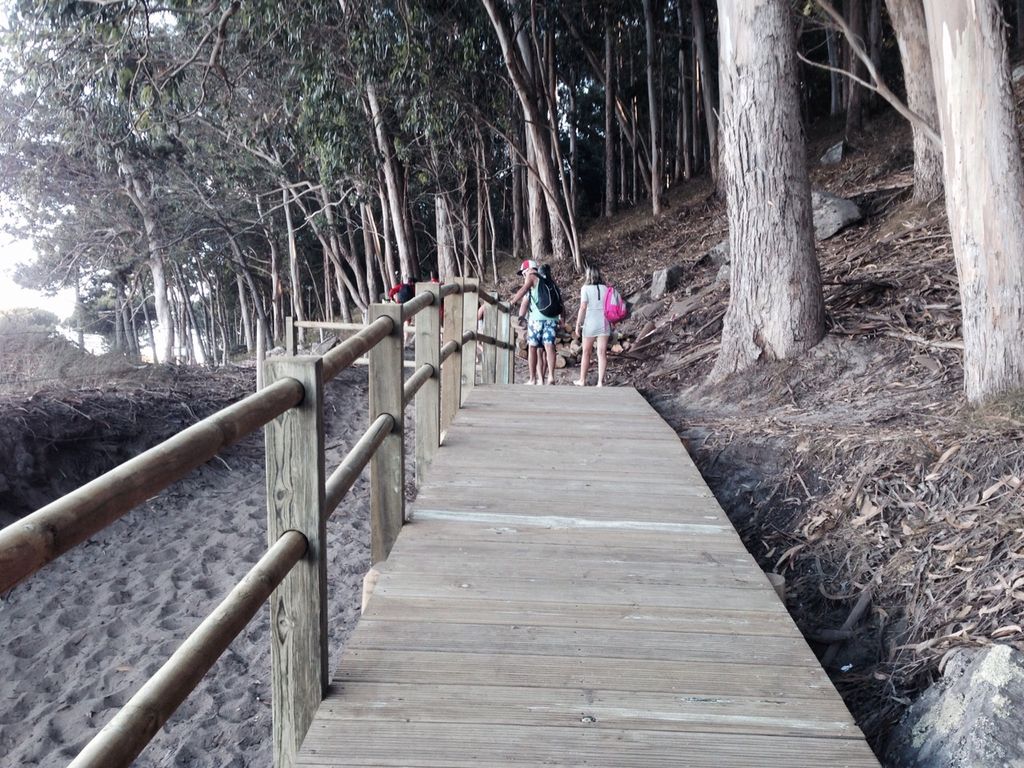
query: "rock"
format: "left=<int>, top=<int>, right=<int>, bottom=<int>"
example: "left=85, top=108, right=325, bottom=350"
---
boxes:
left=715, top=263, right=729, bottom=284
left=610, top=343, right=624, bottom=354
left=886, top=645, right=1024, bottom=768
left=668, top=296, right=702, bottom=318
left=811, top=189, right=862, bottom=240
left=820, top=140, right=846, bottom=165
left=707, top=239, right=730, bottom=266
left=635, top=301, right=663, bottom=321
left=554, top=354, right=567, bottom=369
left=650, top=265, right=686, bottom=299
left=1014, top=64, right=1024, bottom=83
left=627, top=289, right=651, bottom=308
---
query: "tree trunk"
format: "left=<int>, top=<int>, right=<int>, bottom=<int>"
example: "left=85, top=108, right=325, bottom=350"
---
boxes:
left=923, top=0, right=1024, bottom=402
left=281, top=188, right=305, bottom=323
left=366, top=83, right=418, bottom=281
left=643, top=0, right=663, bottom=216
left=604, top=7, right=617, bottom=216
left=711, top=0, right=825, bottom=380
left=844, top=0, right=867, bottom=135
left=826, top=29, right=843, bottom=115
left=435, top=195, right=458, bottom=281
left=236, top=272, right=254, bottom=352
left=482, top=0, right=577, bottom=265
left=885, top=0, right=944, bottom=203
left=676, top=3, right=693, bottom=181
left=691, top=0, right=719, bottom=185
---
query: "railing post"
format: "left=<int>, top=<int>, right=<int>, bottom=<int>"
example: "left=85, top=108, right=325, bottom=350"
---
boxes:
left=495, top=306, right=511, bottom=385
left=414, top=283, right=441, bottom=481
left=461, top=278, right=479, bottom=402
left=441, top=280, right=463, bottom=438
left=481, top=301, right=497, bottom=385
left=263, top=357, right=326, bottom=768
left=285, top=316, right=297, bottom=356
left=368, top=303, right=405, bottom=563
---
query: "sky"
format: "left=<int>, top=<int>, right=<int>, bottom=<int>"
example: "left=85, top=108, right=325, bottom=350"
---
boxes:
left=0, top=234, right=76, bottom=320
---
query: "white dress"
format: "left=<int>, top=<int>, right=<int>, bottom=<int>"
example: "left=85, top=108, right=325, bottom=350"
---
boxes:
left=581, top=284, right=611, bottom=338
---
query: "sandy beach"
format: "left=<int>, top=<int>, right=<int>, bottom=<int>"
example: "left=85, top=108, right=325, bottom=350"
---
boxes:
left=0, top=367, right=377, bottom=767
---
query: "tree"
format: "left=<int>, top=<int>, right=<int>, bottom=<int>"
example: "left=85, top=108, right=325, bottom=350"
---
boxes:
left=710, top=0, right=824, bottom=380
left=922, top=0, right=1024, bottom=402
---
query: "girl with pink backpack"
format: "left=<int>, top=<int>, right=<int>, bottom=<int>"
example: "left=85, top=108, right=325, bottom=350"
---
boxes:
left=572, top=266, right=620, bottom=387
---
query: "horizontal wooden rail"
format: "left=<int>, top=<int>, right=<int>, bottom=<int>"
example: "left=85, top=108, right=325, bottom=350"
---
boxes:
left=400, top=291, right=435, bottom=322
left=438, top=282, right=462, bottom=298
left=324, top=414, right=394, bottom=517
left=476, top=291, right=509, bottom=312
left=0, top=377, right=304, bottom=594
left=461, top=329, right=475, bottom=345
left=67, top=531, right=307, bottom=768
left=473, top=332, right=515, bottom=351
left=439, top=339, right=459, bottom=364
left=293, top=320, right=366, bottom=331
left=402, top=363, right=434, bottom=407
left=321, top=316, right=394, bottom=381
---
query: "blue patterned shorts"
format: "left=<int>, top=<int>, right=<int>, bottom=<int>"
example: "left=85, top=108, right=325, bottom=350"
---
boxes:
left=527, top=318, right=557, bottom=346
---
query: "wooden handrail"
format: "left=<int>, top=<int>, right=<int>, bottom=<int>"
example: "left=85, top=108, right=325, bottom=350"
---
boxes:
left=439, top=339, right=459, bottom=364
left=438, top=282, right=462, bottom=298
left=322, top=316, right=394, bottom=381
left=403, top=363, right=435, bottom=407
left=400, top=290, right=435, bottom=321
left=67, top=531, right=307, bottom=768
left=0, top=377, right=304, bottom=594
left=324, top=414, right=393, bottom=516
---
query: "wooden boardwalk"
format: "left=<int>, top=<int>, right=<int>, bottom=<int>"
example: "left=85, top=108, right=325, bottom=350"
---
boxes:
left=296, top=385, right=880, bottom=767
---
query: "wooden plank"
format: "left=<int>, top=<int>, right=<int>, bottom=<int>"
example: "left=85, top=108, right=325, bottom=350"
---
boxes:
left=413, top=282, right=441, bottom=482
left=481, top=300, right=498, bottom=384
left=313, top=682, right=860, bottom=739
left=361, top=596, right=802, bottom=638
left=264, top=357, right=327, bottom=768
left=331, top=649, right=837, bottom=700
left=298, top=721, right=880, bottom=767
left=440, top=280, right=463, bottom=437
left=461, top=278, right=479, bottom=401
left=346, top=621, right=820, bottom=667
left=367, top=304, right=404, bottom=563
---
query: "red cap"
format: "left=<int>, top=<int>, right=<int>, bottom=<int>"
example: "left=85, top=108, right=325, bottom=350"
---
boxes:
left=517, top=259, right=538, bottom=275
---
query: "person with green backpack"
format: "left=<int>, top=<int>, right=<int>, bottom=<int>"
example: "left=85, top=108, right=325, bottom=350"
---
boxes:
left=522, top=263, right=563, bottom=385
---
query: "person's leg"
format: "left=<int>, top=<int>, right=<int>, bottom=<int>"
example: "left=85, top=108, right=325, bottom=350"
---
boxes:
left=577, top=336, right=593, bottom=386
left=544, top=342, right=556, bottom=384
left=526, top=345, right=538, bottom=384
left=596, top=334, right=610, bottom=386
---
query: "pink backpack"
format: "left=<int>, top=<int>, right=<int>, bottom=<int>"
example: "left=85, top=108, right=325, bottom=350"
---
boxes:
left=603, top=284, right=628, bottom=324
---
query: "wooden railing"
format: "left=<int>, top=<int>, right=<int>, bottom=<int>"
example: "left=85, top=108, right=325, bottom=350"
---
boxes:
left=0, top=278, right=515, bottom=768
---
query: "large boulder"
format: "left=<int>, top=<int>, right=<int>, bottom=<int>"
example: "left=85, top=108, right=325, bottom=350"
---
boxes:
left=811, top=189, right=862, bottom=240
left=820, top=140, right=846, bottom=166
left=650, top=265, right=686, bottom=299
left=886, top=645, right=1024, bottom=768
left=707, top=239, right=730, bottom=266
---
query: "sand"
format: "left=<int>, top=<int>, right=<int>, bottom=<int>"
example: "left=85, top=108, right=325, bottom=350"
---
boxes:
left=0, top=367, right=375, bottom=767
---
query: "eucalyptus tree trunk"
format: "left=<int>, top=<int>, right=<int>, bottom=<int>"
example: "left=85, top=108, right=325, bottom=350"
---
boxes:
left=923, top=0, right=1024, bottom=402
left=482, top=0, right=576, bottom=265
left=643, top=0, right=662, bottom=216
left=236, top=273, right=254, bottom=352
left=691, top=0, right=718, bottom=185
left=604, top=7, right=617, bottom=217
left=376, top=183, right=398, bottom=285
left=711, top=0, right=824, bottom=380
left=826, top=29, right=843, bottom=115
left=281, top=188, right=306, bottom=323
left=511, top=135, right=524, bottom=263
left=120, top=161, right=174, bottom=363
left=675, top=3, right=692, bottom=182
left=435, top=195, right=458, bottom=281
left=844, top=0, right=867, bottom=135
left=885, top=0, right=944, bottom=203
left=366, top=83, right=418, bottom=280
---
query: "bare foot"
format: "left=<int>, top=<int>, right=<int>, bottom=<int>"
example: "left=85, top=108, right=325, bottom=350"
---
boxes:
left=545, top=378, right=555, bottom=386
left=525, top=379, right=536, bottom=385
left=573, top=379, right=585, bottom=387
left=596, top=381, right=604, bottom=387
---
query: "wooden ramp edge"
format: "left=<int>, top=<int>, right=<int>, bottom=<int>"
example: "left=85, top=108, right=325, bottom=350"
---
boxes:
left=297, top=385, right=880, bottom=767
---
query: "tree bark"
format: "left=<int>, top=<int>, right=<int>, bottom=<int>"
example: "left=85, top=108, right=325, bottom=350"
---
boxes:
left=885, top=0, right=944, bottom=203
left=435, top=195, right=458, bottom=281
left=281, top=188, right=306, bottom=323
left=236, top=272, right=254, bottom=352
left=923, top=0, right=1024, bottom=402
left=366, top=83, right=418, bottom=280
left=643, top=0, right=663, bottom=216
left=604, top=7, right=617, bottom=216
left=711, top=0, right=825, bottom=380
left=844, top=0, right=867, bottom=135
left=691, top=0, right=719, bottom=185
left=676, top=3, right=693, bottom=181
left=826, top=28, right=844, bottom=115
